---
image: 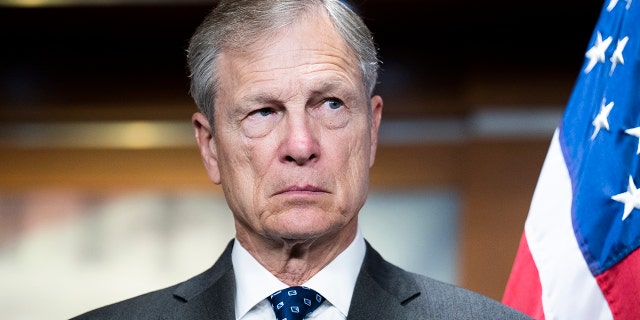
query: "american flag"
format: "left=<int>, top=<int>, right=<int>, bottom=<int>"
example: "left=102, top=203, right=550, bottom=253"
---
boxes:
left=502, top=1, right=640, bottom=319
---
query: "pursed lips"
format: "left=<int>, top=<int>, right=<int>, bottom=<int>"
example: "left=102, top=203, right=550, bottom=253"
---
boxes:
left=272, top=185, right=329, bottom=196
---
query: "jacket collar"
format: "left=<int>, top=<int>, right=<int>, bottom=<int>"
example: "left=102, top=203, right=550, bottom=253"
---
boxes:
left=347, top=241, right=422, bottom=319
left=172, top=240, right=236, bottom=320
left=169, top=239, right=423, bottom=320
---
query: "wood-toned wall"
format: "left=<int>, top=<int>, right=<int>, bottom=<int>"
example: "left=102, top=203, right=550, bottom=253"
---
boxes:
left=0, top=133, right=550, bottom=301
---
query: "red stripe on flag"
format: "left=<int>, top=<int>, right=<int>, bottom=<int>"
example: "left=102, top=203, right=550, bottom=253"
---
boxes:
left=595, top=248, right=640, bottom=320
left=502, top=233, right=545, bottom=320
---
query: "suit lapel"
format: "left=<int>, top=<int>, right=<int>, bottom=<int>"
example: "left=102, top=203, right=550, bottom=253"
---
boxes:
left=347, top=241, right=422, bottom=320
left=169, top=240, right=237, bottom=320
left=347, top=271, right=408, bottom=320
left=164, top=240, right=423, bottom=320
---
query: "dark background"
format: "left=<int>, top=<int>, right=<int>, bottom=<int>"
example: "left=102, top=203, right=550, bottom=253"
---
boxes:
left=0, top=0, right=603, bottom=122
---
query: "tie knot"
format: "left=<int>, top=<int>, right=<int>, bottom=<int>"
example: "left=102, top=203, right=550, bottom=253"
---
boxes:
left=267, top=286, right=325, bottom=320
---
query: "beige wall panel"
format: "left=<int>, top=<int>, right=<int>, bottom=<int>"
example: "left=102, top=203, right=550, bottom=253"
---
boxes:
left=458, top=139, right=550, bottom=300
left=0, top=138, right=553, bottom=301
left=371, top=144, right=462, bottom=188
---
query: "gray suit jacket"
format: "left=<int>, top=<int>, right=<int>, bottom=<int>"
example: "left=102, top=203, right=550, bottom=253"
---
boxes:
left=71, top=240, right=532, bottom=319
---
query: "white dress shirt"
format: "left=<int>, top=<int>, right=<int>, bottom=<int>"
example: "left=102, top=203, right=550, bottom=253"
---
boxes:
left=232, top=228, right=366, bottom=320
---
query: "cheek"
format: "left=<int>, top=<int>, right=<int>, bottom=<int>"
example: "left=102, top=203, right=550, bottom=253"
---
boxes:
left=222, top=138, right=279, bottom=198
left=344, top=129, right=372, bottom=166
left=335, top=132, right=372, bottom=192
left=218, top=143, right=267, bottom=221
left=243, top=138, right=281, bottom=177
left=215, top=138, right=256, bottom=196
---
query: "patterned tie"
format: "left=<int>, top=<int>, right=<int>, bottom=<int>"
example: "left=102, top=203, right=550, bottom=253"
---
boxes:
left=267, top=286, right=325, bottom=320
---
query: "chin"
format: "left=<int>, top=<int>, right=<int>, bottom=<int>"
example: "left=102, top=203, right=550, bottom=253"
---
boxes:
left=275, top=219, right=337, bottom=240
left=265, top=206, right=346, bottom=237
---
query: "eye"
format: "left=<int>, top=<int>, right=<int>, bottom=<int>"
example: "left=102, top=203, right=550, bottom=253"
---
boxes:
left=250, top=107, right=275, bottom=117
left=324, top=98, right=344, bottom=110
left=241, top=107, right=280, bottom=138
left=313, top=97, right=349, bottom=129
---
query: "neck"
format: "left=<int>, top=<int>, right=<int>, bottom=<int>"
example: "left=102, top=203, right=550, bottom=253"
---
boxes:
left=236, top=220, right=358, bottom=286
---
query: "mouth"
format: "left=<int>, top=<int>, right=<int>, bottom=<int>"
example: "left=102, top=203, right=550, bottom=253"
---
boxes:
left=273, top=185, right=329, bottom=196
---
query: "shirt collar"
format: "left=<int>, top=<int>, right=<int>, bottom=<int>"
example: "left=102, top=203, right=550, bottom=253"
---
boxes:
left=232, top=228, right=366, bottom=318
left=304, top=228, right=365, bottom=316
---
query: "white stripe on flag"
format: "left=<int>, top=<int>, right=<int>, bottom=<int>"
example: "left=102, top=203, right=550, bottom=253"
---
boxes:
left=524, top=129, right=612, bottom=319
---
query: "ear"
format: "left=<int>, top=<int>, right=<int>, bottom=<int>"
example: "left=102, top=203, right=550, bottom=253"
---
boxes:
left=192, top=112, right=221, bottom=184
left=369, top=95, right=383, bottom=168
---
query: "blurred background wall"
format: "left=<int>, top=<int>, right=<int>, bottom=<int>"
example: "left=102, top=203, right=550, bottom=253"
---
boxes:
left=0, top=0, right=603, bottom=318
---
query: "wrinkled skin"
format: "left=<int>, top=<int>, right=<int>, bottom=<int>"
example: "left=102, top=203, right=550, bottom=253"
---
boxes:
left=193, top=7, right=383, bottom=285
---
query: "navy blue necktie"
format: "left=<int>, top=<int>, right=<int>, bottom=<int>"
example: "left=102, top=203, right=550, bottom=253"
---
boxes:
left=267, top=286, right=325, bottom=320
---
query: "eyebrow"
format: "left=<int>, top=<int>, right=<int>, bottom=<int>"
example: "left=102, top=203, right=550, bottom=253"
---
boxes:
left=310, top=79, right=360, bottom=104
left=239, top=78, right=357, bottom=107
left=311, top=78, right=352, bottom=94
left=241, top=92, right=278, bottom=105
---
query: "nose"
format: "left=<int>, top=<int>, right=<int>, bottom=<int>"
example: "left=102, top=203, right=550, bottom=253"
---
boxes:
left=282, top=112, right=320, bottom=165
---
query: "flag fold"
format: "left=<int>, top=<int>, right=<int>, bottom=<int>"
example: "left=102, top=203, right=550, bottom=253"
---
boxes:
left=502, top=1, right=640, bottom=319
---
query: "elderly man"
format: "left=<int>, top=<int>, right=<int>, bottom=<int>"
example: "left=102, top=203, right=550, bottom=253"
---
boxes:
left=72, top=1, right=531, bottom=319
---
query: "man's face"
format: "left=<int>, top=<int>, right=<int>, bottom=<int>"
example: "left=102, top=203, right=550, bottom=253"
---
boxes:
left=194, top=11, right=382, bottom=244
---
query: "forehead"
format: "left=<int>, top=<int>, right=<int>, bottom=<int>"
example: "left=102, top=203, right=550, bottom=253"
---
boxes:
left=216, top=8, right=362, bottom=100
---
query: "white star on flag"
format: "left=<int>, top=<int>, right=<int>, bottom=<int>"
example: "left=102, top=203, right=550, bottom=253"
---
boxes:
left=625, top=127, right=640, bottom=154
left=584, top=32, right=613, bottom=73
left=608, top=0, right=633, bottom=11
left=608, top=0, right=619, bottom=11
left=591, top=98, right=614, bottom=140
left=610, top=36, right=629, bottom=75
left=611, top=175, right=640, bottom=221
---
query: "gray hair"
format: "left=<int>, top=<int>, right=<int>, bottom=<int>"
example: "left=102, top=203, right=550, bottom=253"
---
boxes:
left=186, top=0, right=380, bottom=124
